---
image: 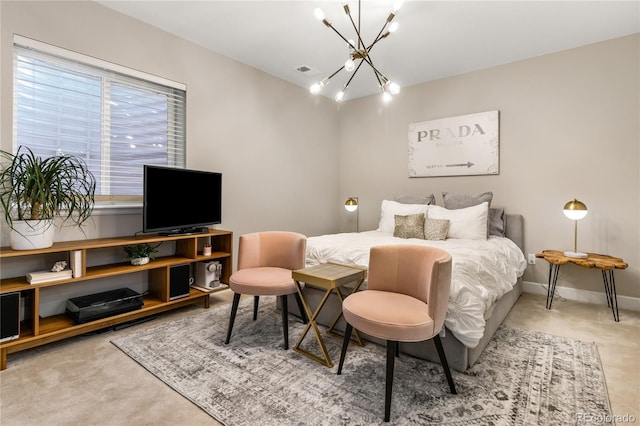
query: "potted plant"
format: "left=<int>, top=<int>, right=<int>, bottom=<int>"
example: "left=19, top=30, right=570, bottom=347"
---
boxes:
left=123, top=243, right=159, bottom=265
left=0, top=146, right=96, bottom=250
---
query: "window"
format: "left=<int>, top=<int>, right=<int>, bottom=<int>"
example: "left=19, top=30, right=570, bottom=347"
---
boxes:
left=12, top=35, right=187, bottom=202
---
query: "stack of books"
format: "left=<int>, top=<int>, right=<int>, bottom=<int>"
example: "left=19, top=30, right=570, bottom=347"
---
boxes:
left=26, top=269, right=73, bottom=284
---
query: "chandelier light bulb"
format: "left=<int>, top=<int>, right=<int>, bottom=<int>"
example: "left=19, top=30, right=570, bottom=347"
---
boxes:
left=389, top=22, right=399, bottom=33
left=344, top=59, right=356, bottom=72
left=335, top=90, right=345, bottom=102
left=310, top=83, right=322, bottom=94
left=388, top=81, right=401, bottom=95
left=382, top=92, right=393, bottom=104
left=393, top=0, right=404, bottom=12
left=314, top=8, right=325, bottom=21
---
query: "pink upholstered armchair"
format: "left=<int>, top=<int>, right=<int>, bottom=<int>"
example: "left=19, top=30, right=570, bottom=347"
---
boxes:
left=224, top=231, right=308, bottom=349
left=337, top=244, right=457, bottom=422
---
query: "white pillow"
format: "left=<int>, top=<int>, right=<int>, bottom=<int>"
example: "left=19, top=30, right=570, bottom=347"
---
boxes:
left=427, top=202, right=489, bottom=240
left=378, top=200, right=429, bottom=234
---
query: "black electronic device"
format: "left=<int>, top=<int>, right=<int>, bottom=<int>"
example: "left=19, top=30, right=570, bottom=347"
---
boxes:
left=170, top=264, right=191, bottom=300
left=66, top=288, right=143, bottom=324
left=0, top=292, right=20, bottom=343
left=143, top=165, right=222, bottom=236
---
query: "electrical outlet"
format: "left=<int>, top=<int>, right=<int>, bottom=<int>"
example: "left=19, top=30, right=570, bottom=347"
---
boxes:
left=527, top=254, right=536, bottom=265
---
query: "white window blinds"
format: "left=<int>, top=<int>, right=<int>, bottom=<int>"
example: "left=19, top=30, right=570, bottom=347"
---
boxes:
left=12, top=35, right=187, bottom=201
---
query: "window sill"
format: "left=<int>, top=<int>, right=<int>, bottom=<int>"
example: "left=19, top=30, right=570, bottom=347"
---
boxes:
left=93, top=202, right=142, bottom=216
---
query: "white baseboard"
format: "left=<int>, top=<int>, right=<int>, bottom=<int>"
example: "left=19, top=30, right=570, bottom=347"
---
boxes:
left=523, top=280, right=640, bottom=312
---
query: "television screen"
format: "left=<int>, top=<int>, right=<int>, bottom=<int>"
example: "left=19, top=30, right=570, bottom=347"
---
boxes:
left=143, top=165, right=222, bottom=235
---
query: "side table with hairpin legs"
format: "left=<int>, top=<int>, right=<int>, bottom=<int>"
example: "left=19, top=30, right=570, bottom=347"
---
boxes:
left=536, top=250, right=628, bottom=322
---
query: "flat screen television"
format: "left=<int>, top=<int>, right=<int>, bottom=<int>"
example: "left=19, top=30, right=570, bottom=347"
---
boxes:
left=143, top=165, right=222, bottom=235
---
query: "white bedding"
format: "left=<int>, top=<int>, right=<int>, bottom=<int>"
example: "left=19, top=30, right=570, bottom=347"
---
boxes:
left=305, top=230, right=527, bottom=348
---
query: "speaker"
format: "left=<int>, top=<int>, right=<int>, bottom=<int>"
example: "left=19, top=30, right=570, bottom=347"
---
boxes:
left=169, top=264, right=191, bottom=300
left=1, top=292, right=20, bottom=343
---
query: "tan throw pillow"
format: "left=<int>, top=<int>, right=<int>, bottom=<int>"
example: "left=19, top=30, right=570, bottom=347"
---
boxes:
left=424, top=218, right=450, bottom=240
left=393, top=214, right=425, bottom=239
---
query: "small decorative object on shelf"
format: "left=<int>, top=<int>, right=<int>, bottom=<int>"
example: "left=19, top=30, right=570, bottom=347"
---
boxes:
left=123, top=243, right=159, bottom=265
left=203, top=244, right=212, bottom=256
left=51, top=260, right=67, bottom=272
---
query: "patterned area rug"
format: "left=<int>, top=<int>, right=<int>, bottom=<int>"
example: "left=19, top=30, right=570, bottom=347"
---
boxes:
left=111, top=298, right=612, bottom=425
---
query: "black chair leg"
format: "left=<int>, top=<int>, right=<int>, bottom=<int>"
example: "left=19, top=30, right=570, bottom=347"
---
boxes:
left=253, top=296, right=260, bottom=320
left=280, top=295, right=289, bottom=350
left=433, top=334, right=457, bottom=394
left=225, top=292, right=241, bottom=344
left=337, top=323, right=353, bottom=375
left=385, top=340, right=398, bottom=422
left=294, top=291, right=309, bottom=324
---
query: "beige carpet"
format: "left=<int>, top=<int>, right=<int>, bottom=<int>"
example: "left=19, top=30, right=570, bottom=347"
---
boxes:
left=1, top=293, right=638, bottom=425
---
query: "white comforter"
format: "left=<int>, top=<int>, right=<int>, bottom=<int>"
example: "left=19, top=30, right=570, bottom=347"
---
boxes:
left=305, top=230, right=527, bottom=348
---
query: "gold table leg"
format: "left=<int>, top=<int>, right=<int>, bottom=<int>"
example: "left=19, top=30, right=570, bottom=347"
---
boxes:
left=292, top=281, right=335, bottom=368
left=326, top=278, right=365, bottom=346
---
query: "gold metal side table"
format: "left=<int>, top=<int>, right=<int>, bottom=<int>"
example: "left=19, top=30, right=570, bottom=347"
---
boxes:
left=292, top=262, right=367, bottom=368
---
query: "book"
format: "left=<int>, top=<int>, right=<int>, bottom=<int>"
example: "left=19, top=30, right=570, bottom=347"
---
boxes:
left=70, top=250, right=83, bottom=278
left=27, top=269, right=73, bottom=284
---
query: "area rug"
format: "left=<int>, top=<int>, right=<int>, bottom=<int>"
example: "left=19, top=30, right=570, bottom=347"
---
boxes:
left=111, top=298, right=612, bottom=425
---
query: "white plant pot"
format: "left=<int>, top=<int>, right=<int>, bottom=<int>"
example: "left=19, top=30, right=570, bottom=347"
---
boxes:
left=10, top=220, right=55, bottom=250
left=130, top=257, right=150, bottom=266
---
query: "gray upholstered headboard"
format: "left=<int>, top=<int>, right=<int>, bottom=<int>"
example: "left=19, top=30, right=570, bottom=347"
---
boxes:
left=504, top=214, right=524, bottom=254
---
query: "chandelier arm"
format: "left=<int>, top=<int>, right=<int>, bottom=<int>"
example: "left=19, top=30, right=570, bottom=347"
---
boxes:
left=324, top=22, right=355, bottom=47
left=367, top=33, right=388, bottom=52
left=358, top=0, right=361, bottom=49
left=358, top=53, right=387, bottom=85
left=344, top=3, right=366, bottom=52
left=327, top=64, right=346, bottom=81
left=370, top=66, right=385, bottom=90
left=365, top=20, right=396, bottom=56
left=370, top=22, right=390, bottom=50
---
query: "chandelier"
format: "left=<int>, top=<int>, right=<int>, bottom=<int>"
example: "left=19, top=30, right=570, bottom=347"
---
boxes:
left=309, top=0, right=403, bottom=103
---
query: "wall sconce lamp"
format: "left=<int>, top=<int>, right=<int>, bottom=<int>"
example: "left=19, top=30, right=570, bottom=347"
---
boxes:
left=344, top=197, right=359, bottom=232
left=563, top=198, right=588, bottom=258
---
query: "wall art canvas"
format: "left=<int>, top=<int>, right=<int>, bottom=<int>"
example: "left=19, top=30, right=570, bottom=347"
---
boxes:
left=408, top=111, right=499, bottom=177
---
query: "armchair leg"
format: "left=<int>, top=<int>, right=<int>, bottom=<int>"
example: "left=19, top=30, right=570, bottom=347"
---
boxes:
left=253, top=296, right=260, bottom=320
left=433, top=334, right=457, bottom=394
left=280, top=295, right=289, bottom=350
left=385, top=340, right=398, bottom=422
left=337, top=323, right=353, bottom=375
left=225, top=292, right=241, bottom=344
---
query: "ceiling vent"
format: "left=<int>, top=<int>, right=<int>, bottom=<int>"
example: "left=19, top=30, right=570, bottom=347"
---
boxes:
left=296, top=65, right=319, bottom=75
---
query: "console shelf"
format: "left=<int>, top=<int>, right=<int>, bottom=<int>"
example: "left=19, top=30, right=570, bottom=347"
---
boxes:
left=0, top=229, right=232, bottom=370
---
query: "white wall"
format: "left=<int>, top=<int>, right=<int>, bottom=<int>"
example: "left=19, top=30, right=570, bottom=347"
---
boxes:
left=336, top=34, right=639, bottom=299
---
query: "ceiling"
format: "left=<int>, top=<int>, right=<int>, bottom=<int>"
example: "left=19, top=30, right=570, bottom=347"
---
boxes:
left=97, top=1, right=639, bottom=101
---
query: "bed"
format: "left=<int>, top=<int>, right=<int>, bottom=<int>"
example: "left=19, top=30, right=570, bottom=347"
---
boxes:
left=287, top=196, right=527, bottom=371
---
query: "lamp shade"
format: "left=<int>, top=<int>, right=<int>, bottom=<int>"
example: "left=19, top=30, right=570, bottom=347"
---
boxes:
left=344, top=197, right=358, bottom=212
left=563, top=199, right=588, bottom=220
